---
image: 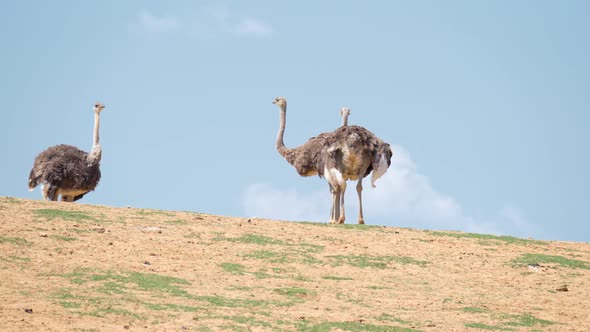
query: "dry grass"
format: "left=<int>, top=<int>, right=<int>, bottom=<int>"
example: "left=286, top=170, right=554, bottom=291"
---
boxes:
left=0, top=196, right=589, bottom=331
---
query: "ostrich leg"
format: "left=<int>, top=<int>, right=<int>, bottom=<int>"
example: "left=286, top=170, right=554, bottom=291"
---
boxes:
left=338, top=182, right=347, bottom=224
left=329, top=185, right=340, bottom=224
left=44, top=185, right=59, bottom=201
left=328, top=184, right=337, bottom=223
left=356, top=178, right=365, bottom=224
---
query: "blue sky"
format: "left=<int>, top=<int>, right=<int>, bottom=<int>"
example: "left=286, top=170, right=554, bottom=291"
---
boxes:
left=1, top=1, right=588, bottom=242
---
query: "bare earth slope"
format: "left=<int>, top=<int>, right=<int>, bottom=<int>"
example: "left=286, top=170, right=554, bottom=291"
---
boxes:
left=0, top=197, right=589, bottom=331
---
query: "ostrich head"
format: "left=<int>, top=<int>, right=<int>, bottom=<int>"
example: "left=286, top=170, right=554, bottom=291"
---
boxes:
left=93, top=102, right=106, bottom=114
left=272, top=97, right=287, bottom=108
left=340, top=107, right=350, bottom=117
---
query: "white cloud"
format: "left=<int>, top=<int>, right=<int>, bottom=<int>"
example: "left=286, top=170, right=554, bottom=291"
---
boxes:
left=199, top=4, right=273, bottom=38
left=138, top=10, right=181, bottom=33
left=244, top=184, right=327, bottom=222
left=242, top=145, right=537, bottom=238
left=135, top=6, right=273, bottom=38
left=234, top=17, right=273, bottom=37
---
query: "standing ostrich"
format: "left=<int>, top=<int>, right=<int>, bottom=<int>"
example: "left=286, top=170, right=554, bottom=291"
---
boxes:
left=28, top=102, right=106, bottom=202
left=273, top=97, right=331, bottom=178
left=330, top=106, right=392, bottom=223
left=321, top=128, right=392, bottom=224
left=340, top=107, right=350, bottom=127
left=273, top=97, right=392, bottom=224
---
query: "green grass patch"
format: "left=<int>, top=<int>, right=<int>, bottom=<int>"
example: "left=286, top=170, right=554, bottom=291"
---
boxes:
left=0, top=236, right=32, bottom=246
left=55, top=268, right=191, bottom=297
left=253, top=270, right=272, bottom=279
left=34, top=209, right=96, bottom=223
left=8, top=255, right=31, bottom=262
left=97, top=271, right=191, bottom=296
left=1, top=197, right=21, bottom=204
left=322, top=275, right=353, bottom=281
left=216, top=233, right=284, bottom=245
left=49, top=235, right=78, bottom=241
left=137, top=209, right=175, bottom=217
left=165, top=219, right=187, bottom=225
left=336, top=292, right=366, bottom=306
left=299, top=321, right=422, bottom=331
left=216, top=315, right=274, bottom=329
left=81, top=269, right=264, bottom=308
left=81, top=307, right=142, bottom=319
left=59, top=301, right=82, bottom=308
left=194, top=295, right=266, bottom=308
left=376, top=313, right=413, bottom=325
left=244, top=248, right=324, bottom=267
left=298, top=243, right=325, bottom=253
left=274, top=287, right=314, bottom=299
left=294, top=221, right=383, bottom=231
left=244, top=250, right=291, bottom=263
left=464, top=323, right=512, bottom=330
left=143, top=302, right=202, bottom=312
left=502, top=313, right=555, bottom=327
left=220, top=262, right=246, bottom=275
left=96, top=282, right=129, bottom=295
left=511, top=253, right=590, bottom=270
left=225, top=285, right=253, bottom=292
left=326, top=254, right=428, bottom=269
left=428, top=231, right=545, bottom=246
left=463, top=307, right=488, bottom=313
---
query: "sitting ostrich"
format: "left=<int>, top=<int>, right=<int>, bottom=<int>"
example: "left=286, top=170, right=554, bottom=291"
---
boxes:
left=28, top=102, right=106, bottom=202
left=273, top=97, right=392, bottom=224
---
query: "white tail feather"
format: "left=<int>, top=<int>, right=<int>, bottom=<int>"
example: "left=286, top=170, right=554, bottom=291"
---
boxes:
left=371, top=155, right=388, bottom=188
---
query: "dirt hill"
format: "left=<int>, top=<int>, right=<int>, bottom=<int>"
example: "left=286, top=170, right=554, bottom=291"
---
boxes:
left=0, top=196, right=588, bottom=331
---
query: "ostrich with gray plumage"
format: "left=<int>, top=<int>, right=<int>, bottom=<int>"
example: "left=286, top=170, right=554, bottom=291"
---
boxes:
left=273, top=97, right=392, bottom=224
left=28, top=102, right=106, bottom=202
left=321, top=107, right=392, bottom=224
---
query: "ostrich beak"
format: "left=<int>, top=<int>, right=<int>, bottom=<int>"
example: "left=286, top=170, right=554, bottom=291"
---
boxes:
left=272, top=100, right=277, bottom=104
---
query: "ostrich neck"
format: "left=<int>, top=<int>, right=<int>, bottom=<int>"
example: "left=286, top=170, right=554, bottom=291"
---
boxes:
left=93, top=112, right=100, bottom=147
left=276, top=105, right=290, bottom=158
left=342, top=115, right=348, bottom=127
left=88, top=112, right=102, bottom=165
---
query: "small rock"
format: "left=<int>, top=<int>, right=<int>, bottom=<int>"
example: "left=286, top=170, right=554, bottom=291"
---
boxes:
left=93, top=228, right=106, bottom=233
left=24, top=308, right=33, bottom=314
left=39, top=233, right=48, bottom=237
left=124, top=325, right=130, bottom=329
left=528, top=263, right=541, bottom=271
left=139, top=226, right=163, bottom=233
left=143, top=261, right=151, bottom=266
left=556, top=285, right=569, bottom=292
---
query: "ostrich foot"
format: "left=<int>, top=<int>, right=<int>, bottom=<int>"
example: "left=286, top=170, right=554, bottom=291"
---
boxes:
left=357, top=218, right=365, bottom=225
left=337, top=216, right=346, bottom=224
left=328, top=219, right=337, bottom=224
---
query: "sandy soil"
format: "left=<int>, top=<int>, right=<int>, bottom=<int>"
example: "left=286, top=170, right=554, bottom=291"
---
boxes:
left=0, top=196, right=589, bottom=331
